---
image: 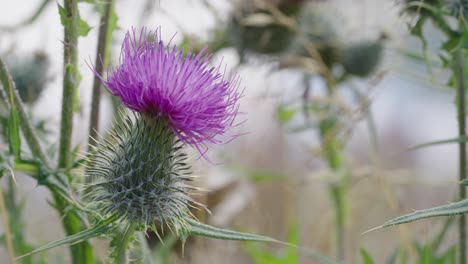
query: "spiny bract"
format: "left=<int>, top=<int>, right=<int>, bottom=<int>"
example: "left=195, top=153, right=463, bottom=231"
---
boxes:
left=87, top=112, right=199, bottom=233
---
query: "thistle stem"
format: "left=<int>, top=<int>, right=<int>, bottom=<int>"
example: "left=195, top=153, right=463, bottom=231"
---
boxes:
left=0, top=183, right=16, bottom=264
left=308, top=71, right=346, bottom=261
left=0, top=57, right=51, bottom=167
left=58, top=1, right=94, bottom=263
left=455, top=48, right=467, bottom=264
left=58, top=0, right=78, bottom=169
left=114, top=222, right=137, bottom=264
left=87, top=0, right=115, bottom=151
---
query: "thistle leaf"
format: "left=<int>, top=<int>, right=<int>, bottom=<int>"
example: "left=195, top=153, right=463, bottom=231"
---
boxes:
left=378, top=199, right=468, bottom=229
left=186, top=218, right=277, bottom=242
left=17, top=215, right=117, bottom=259
left=186, top=219, right=338, bottom=264
left=409, top=135, right=468, bottom=150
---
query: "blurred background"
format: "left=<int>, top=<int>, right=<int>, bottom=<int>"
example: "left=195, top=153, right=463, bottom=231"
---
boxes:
left=0, top=0, right=463, bottom=263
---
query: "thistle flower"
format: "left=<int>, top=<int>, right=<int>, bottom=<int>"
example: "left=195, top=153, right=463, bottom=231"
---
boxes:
left=87, top=27, right=243, bottom=238
left=95, top=27, right=243, bottom=155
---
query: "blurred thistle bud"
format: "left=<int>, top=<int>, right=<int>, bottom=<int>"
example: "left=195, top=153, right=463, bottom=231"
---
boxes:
left=89, top=27, right=243, bottom=234
left=340, top=33, right=387, bottom=78
left=227, top=0, right=298, bottom=57
left=288, top=3, right=339, bottom=68
left=9, top=51, right=49, bottom=104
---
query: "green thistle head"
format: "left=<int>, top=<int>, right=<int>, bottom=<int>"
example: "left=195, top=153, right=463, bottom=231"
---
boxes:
left=87, top=113, right=199, bottom=234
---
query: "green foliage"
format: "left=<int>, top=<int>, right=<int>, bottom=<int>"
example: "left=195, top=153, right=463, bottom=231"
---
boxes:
left=360, top=248, right=375, bottom=264
left=185, top=218, right=278, bottom=243
left=58, top=3, right=91, bottom=37
left=152, top=234, right=178, bottom=264
left=8, top=107, right=21, bottom=157
left=244, top=224, right=299, bottom=264
left=379, top=0, right=468, bottom=245
left=277, top=106, right=296, bottom=124
left=243, top=223, right=339, bottom=264
left=379, top=199, right=468, bottom=228
left=18, top=214, right=117, bottom=260
left=361, top=245, right=456, bottom=264
left=247, top=170, right=285, bottom=183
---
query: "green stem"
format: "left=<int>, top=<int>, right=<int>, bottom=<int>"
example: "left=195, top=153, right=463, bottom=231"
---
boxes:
left=87, top=0, right=115, bottom=152
left=315, top=76, right=346, bottom=261
left=455, top=48, right=466, bottom=264
left=58, top=1, right=93, bottom=263
left=0, top=44, right=92, bottom=264
left=0, top=182, right=16, bottom=264
left=114, top=223, right=137, bottom=264
left=58, top=0, right=78, bottom=169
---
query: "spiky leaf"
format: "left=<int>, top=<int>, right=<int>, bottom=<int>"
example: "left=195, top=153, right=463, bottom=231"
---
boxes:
left=18, top=215, right=117, bottom=259
left=379, top=199, right=468, bottom=229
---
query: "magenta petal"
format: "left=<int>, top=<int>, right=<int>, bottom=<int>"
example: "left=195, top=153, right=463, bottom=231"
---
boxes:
left=93, top=27, right=243, bottom=155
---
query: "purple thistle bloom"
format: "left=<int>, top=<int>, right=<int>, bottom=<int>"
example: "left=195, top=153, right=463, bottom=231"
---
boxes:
left=95, top=27, right=243, bottom=155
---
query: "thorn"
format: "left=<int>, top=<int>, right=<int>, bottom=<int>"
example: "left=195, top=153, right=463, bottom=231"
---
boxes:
left=362, top=225, right=383, bottom=235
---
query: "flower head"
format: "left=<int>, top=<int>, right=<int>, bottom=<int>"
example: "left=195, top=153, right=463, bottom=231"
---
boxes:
left=95, top=27, right=243, bottom=154
left=88, top=113, right=197, bottom=231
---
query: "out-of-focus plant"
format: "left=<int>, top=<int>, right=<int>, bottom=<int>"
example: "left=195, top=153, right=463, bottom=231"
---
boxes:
left=0, top=1, right=308, bottom=264
left=211, top=1, right=386, bottom=260
left=244, top=223, right=299, bottom=264
left=373, top=1, right=468, bottom=264
left=184, top=0, right=386, bottom=262
left=0, top=51, right=51, bottom=141
left=8, top=52, right=49, bottom=104
left=363, top=218, right=456, bottom=263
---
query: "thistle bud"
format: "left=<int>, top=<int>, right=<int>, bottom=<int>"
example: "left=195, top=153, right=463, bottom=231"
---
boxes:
left=340, top=37, right=385, bottom=78
left=9, top=51, right=49, bottom=104
left=88, top=113, right=195, bottom=231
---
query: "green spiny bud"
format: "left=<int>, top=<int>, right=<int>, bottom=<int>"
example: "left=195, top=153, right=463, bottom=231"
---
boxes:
left=87, top=112, right=199, bottom=234
left=227, top=3, right=294, bottom=57
left=9, top=51, right=49, bottom=104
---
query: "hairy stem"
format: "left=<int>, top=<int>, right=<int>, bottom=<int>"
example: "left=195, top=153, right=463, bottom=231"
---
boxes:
left=310, top=71, right=346, bottom=261
left=87, top=0, right=115, bottom=151
left=58, top=1, right=93, bottom=263
left=1, top=43, right=92, bottom=264
left=59, top=0, right=78, bottom=169
left=455, top=48, right=466, bottom=264
left=114, top=222, right=137, bottom=264
left=0, top=183, right=16, bottom=264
